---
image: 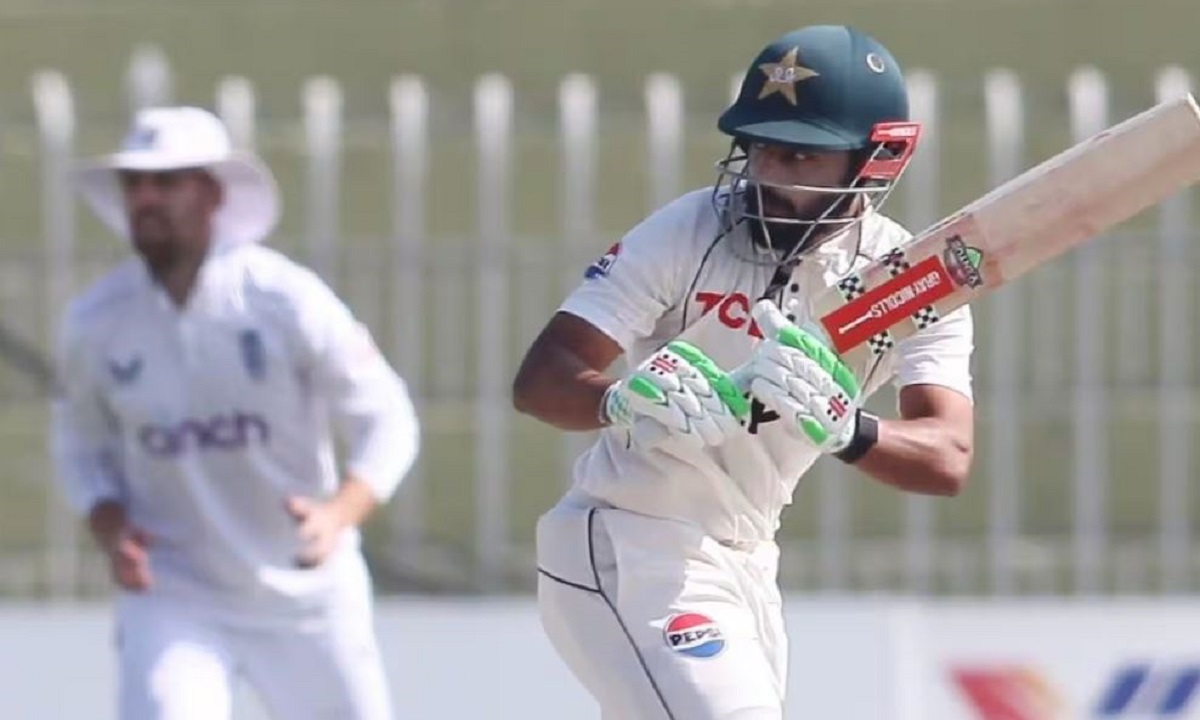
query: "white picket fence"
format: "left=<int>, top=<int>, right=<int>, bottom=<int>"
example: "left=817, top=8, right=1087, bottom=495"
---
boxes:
left=21, top=44, right=1200, bottom=597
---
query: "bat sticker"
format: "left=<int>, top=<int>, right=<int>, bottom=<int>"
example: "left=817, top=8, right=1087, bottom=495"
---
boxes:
left=943, top=236, right=984, bottom=289
left=820, top=255, right=955, bottom=354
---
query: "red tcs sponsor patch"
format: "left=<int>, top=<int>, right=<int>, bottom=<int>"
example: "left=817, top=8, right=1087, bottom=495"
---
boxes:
left=693, top=291, right=763, bottom=338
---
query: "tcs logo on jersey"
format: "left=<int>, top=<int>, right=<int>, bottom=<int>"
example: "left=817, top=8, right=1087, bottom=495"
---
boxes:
left=694, top=292, right=764, bottom=339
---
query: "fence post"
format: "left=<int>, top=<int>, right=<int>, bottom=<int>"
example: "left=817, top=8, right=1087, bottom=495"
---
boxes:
left=816, top=459, right=850, bottom=591
left=302, top=76, right=343, bottom=287
left=729, top=72, right=744, bottom=105
left=902, top=69, right=939, bottom=595
left=389, top=75, right=429, bottom=577
left=645, top=73, right=683, bottom=212
left=1155, top=65, right=1194, bottom=594
left=559, top=73, right=600, bottom=487
left=983, top=68, right=1025, bottom=595
left=216, top=76, right=257, bottom=152
left=33, top=69, right=78, bottom=600
left=125, top=43, right=173, bottom=112
left=475, top=73, right=513, bottom=591
left=1067, top=65, right=1109, bottom=595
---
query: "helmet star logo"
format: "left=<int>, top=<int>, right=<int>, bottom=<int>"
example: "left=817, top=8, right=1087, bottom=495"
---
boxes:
left=757, top=47, right=819, bottom=106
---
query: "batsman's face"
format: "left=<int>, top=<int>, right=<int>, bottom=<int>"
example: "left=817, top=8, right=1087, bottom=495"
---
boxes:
left=745, top=143, right=855, bottom=221
left=119, top=169, right=222, bottom=264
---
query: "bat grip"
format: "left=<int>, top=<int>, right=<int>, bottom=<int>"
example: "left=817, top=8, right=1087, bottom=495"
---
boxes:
left=729, top=364, right=754, bottom=395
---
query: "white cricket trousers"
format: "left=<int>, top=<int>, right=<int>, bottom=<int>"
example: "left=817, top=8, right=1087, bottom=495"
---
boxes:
left=113, top=578, right=393, bottom=720
left=536, top=494, right=788, bottom=720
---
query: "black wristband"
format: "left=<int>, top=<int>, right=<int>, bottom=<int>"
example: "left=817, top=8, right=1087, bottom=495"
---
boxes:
left=833, top=409, right=879, bottom=465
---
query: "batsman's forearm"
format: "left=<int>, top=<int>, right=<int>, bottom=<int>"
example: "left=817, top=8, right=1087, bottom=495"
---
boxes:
left=512, top=352, right=615, bottom=431
left=851, top=418, right=972, bottom=496
left=518, top=372, right=615, bottom=431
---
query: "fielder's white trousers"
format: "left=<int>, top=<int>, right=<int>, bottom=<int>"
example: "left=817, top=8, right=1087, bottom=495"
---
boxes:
left=113, top=576, right=393, bottom=720
left=536, top=493, right=788, bottom=720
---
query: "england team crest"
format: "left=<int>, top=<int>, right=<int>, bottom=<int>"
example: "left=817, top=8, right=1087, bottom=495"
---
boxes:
left=123, top=125, right=159, bottom=151
left=107, top=356, right=142, bottom=386
left=239, top=329, right=267, bottom=381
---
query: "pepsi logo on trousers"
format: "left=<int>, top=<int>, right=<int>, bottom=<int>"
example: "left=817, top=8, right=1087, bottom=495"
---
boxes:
left=663, top=612, right=726, bottom=658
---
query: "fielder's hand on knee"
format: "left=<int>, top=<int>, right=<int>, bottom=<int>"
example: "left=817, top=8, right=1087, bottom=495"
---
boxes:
left=601, top=340, right=749, bottom=450
left=742, top=300, right=862, bottom=453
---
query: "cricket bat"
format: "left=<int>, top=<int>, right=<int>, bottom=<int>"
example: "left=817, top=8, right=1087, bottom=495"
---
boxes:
left=634, top=93, right=1200, bottom=449
left=812, top=92, right=1200, bottom=370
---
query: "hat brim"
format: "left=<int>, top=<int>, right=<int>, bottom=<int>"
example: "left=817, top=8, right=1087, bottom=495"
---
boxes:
left=718, top=106, right=868, bottom=152
left=74, top=151, right=281, bottom=248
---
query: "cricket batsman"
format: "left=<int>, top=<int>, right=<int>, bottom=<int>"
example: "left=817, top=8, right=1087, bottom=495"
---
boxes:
left=513, top=24, right=975, bottom=719
left=50, top=106, right=420, bottom=719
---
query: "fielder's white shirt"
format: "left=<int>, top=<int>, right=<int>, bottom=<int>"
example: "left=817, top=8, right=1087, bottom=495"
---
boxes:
left=559, top=188, right=974, bottom=546
left=51, top=241, right=419, bottom=621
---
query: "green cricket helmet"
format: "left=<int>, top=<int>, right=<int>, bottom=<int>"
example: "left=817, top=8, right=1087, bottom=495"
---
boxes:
left=712, top=24, right=921, bottom=265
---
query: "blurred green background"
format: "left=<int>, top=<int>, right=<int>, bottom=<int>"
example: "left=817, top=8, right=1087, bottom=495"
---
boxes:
left=1, top=0, right=1198, bottom=597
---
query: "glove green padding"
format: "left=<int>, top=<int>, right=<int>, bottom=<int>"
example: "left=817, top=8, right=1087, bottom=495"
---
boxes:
left=665, top=340, right=751, bottom=422
left=774, top=325, right=861, bottom=401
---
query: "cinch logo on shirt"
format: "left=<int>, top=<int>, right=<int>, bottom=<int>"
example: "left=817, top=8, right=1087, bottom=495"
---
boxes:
left=693, top=291, right=764, bottom=338
left=137, top=412, right=270, bottom=457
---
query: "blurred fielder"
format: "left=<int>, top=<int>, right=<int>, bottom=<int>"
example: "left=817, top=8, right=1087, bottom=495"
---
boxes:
left=514, top=24, right=975, bottom=719
left=50, top=106, right=419, bottom=720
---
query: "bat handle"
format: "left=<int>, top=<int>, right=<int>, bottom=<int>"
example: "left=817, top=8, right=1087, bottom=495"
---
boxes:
left=724, top=298, right=792, bottom=395
left=729, top=364, right=754, bottom=395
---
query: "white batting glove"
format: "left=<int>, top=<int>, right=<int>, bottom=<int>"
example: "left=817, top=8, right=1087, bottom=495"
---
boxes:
left=741, top=300, right=863, bottom=452
left=602, top=340, right=749, bottom=451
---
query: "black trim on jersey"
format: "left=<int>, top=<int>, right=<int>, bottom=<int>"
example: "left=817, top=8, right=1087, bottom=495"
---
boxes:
left=760, top=262, right=793, bottom=305
left=586, top=509, right=678, bottom=720
left=539, top=509, right=678, bottom=720
left=536, top=568, right=597, bottom=594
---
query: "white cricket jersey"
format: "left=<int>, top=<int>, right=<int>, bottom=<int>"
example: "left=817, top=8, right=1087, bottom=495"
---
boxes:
left=50, top=242, right=419, bottom=621
left=559, top=188, right=974, bottom=546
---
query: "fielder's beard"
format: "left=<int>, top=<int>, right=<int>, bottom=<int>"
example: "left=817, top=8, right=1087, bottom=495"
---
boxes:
left=131, top=214, right=212, bottom=290
left=132, top=216, right=182, bottom=277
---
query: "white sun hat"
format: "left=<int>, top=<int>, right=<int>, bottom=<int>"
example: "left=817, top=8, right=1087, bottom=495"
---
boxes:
left=74, top=105, right=281, bottom=248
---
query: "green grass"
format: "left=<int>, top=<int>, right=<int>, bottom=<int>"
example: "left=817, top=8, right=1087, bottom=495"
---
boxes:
left=1, top=0, right=1200, bottom=596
